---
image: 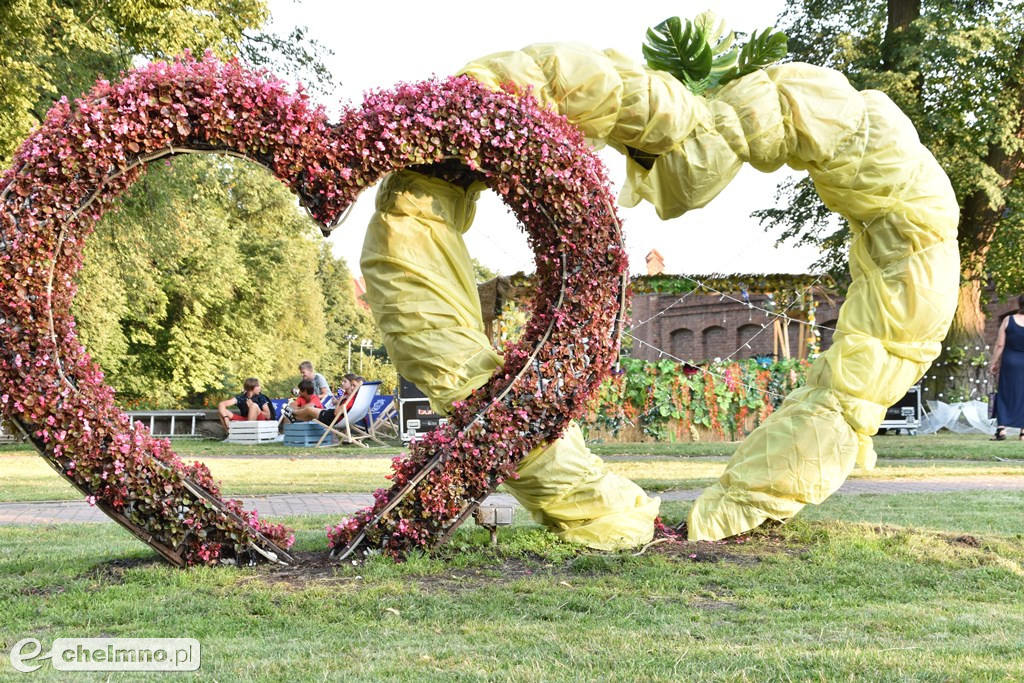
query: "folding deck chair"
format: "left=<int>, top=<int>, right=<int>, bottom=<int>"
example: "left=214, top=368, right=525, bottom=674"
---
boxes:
left=363, top=394, right=398, bottom=439
left=271, top=398, right=291, bottom=427
left=313, top=381, right=385, bottom=447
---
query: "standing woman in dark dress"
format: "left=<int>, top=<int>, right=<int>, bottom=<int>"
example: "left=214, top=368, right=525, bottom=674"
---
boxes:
left=990, top=295, right=1024, bottom=440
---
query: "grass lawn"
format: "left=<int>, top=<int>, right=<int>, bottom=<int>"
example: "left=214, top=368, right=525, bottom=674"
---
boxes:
left=1, top=493, right=1023, bottom=681
left=3, top=427, right=1023, bottom=679
left=799, top=490, right=1024, bottom=537
left=4, top=435, right=1023, bottom=679
left=590, top=431, right=1024, bottom=460
left=1, top=448, right=1022, bottom=503
left=3, top=431, right=1024, bottom=462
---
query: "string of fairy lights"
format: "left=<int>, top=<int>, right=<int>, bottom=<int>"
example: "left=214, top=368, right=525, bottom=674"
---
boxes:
left=620, top=231, right=994, bottom=429
left=621, top=265, right=842, bottom=423
left=480, top=202, right=985, bottom=428
left=609, top=217, right=991, bottom=427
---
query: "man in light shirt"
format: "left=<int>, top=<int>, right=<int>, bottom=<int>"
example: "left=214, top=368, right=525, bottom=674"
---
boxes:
left=298, top=360, right=331, bottom=401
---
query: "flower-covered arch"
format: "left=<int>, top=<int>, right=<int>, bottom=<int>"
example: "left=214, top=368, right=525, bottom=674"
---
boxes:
left=0, top=54, right=628, bottom=565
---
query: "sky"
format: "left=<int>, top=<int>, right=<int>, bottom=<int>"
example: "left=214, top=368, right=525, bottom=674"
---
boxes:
left=265, top=0, right=826, bottom=277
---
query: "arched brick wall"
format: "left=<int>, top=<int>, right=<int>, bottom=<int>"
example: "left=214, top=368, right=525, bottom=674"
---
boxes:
left=627, top=285, right=1010, bottom=363
left=736, top=323, right=769, bottom=358
left=702, top=326, right=727, bottom=360
left=669, top=328, right=695, bottom=360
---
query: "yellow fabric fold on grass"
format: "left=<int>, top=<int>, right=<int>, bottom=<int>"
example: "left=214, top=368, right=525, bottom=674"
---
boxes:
left=460, top=44, right=959, bottom=541
left=510, top=423, right=660, bottom=550
left=360, top=170, right=659, bottom=550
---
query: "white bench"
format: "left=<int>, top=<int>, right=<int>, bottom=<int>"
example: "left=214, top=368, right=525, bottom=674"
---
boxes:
left=0, top=422, right=20, bottom=444
left=127, top=410, right=208, bottom=438
left=226, top=420, right=280, bottom=445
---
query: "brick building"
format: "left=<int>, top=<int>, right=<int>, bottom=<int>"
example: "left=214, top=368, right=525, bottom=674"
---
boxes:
left=629, top=285, right=1016, bottom=363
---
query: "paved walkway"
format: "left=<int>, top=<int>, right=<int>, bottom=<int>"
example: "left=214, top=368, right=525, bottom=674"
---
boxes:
left=2, top=476, right=1023, bottom=525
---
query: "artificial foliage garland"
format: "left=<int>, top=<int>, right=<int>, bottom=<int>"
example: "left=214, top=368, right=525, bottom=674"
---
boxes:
left=0, top=53, right=627, bottom=564
left=583, top=358, right=807, bottom=442
left=497, top=271, right=842, bottom=296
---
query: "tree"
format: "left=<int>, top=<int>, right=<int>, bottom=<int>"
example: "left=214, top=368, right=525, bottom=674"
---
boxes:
left=0, top=0, right=335, bottom=164
left=1, top=0, right=359, bottom=406
left=74, top=155, right=330, bottom=406
left=1, top=0, right=261, bottom=163
left=315, top=243, right=380, bottom=382
left=759, top=0, right=1024, bottom=398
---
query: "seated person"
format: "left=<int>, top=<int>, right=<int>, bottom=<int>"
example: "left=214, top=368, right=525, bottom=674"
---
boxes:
left=293, top=374, right=364, bottom=426
left=284, top=379, right=324, bottom=423
left=337, top=374, right=363, bottom=412
left=217, top=377, right=273, bottom=432
left=298, top=360, right=332, bottom=402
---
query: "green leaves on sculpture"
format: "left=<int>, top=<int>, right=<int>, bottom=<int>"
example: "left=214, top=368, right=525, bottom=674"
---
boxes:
left=642, top=10, right=788, bottom=94
left=643, top=15, right=716, bottom=94
left=718, top=27, right=790, bottom=86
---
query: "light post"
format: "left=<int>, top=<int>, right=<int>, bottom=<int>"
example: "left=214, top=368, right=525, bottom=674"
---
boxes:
left=345, top=334, right=358, bottom=372
left=360, top=338, right=373, bottom=373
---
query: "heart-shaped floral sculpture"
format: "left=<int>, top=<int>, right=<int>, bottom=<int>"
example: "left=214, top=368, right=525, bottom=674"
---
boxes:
left=0, top=53, right=627, bottom=565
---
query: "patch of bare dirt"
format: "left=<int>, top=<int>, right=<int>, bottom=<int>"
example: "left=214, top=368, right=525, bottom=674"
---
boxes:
left=945, top=533, right=981, bottom=548
left=75, top=533, right=806, bottom=595
left=689, top=598, right=740, bottom=611
left=235, top=534, right=804, bottom=591
left=234, top=551, right=570, bottom=592
left=81, top=556, right=161, bottom=585
left=646, top=531, right=800, bottom=565
left=235, top=550, right=352, bottom=589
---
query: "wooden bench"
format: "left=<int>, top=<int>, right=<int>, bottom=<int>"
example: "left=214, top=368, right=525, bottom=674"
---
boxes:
left=226, top=420, right=280, bottom=445
left=0, top=422, right=20, bottom=444
left=127, top=410, right=208, bottom=438
left=283, top=421, right=336, bottom=447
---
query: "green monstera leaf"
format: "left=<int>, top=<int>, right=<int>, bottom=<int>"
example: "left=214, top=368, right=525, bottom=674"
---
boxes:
left=694, top=10, right=740, bottom=87
left=718, top=26, right=789, bottom=86
left=643, top=10, right=787, bottom=95
left=642, top=15, right=714, bottom=94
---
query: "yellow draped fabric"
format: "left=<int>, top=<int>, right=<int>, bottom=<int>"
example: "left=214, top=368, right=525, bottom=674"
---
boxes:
left=361, top=172, right=501, bottom=417
left=459, top=43, right=959, bottom=540
left=360, top=170, right=660, bottom=550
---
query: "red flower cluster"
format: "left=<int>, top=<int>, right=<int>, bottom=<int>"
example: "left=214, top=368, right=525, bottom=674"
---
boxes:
left=324, top=81, right=628, bottom=561
left=0, top=54, right=338, bottom=565
left=0, top=52, right=627, bottom=565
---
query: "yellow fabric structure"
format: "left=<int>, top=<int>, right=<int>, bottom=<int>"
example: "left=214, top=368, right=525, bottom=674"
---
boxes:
left=460, top=44, right=959, bottom=540
left=360, top=170, right=660, bottom=550
left=361, top=172, right=501, bottom=416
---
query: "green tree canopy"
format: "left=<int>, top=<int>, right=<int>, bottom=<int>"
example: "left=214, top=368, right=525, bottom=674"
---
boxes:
left=315, top=242, right=380, bottom=382
left=3, top=0, right=379, bottom=407
left=76, top=156, right=390, bottom=406
left=0, top=0, right=264, bottom=163
left=0, top=0, right=336, bottom=164
left=759, top=0, right=1024, bottom=327
left=754, top=0, right=1024, bottom=400
left=74, top=156, right=331, bottom=405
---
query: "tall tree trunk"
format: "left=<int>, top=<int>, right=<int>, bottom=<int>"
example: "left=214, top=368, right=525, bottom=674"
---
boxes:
left=932, top=147, right=1021, bottom=400
left=922, top=274, right=990, bottom=403
left=882, top=0, right=921, bottom=71
left=909, top=8, right=1024, bottom=401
